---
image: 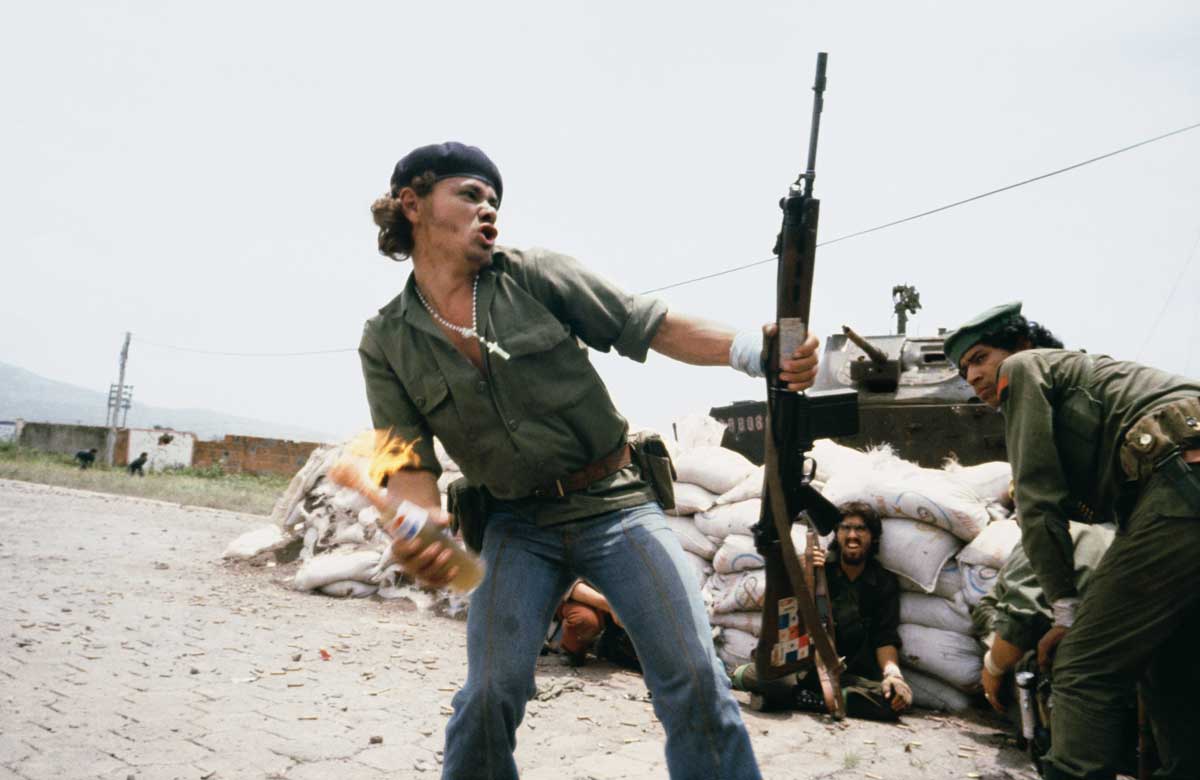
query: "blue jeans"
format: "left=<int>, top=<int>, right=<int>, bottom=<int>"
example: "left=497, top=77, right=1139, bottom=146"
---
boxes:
left=441, top=501, right=761, bottom=780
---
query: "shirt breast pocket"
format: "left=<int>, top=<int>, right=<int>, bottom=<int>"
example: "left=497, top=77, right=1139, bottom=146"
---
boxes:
left=501, top=318, right=598, bottom=414
left=410, top=373, right=471, bottom=455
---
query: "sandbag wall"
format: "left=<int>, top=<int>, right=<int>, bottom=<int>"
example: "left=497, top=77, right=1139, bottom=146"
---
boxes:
left=661, top=415, right=1022, bottom=713
left=222, top=438, right=467, bottom=614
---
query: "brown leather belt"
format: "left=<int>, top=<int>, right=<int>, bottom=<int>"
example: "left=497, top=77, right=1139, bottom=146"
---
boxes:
left=531, top=444, right=632, bottom=499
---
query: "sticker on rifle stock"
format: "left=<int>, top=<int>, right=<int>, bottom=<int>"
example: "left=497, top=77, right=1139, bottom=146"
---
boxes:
left=770, top=597, right=808, bottom=666
left=770, top=634, right=810, bottom=666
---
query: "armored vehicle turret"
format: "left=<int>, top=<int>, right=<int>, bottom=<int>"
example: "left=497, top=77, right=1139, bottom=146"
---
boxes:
left=710, top=298, right=1006, bottom=468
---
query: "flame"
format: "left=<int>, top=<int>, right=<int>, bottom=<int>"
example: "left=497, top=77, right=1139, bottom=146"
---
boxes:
left=345, top=429, right=422, bottom=488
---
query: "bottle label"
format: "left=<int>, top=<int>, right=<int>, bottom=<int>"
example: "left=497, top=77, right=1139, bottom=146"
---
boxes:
left=388, top=500, right=429, bottom=542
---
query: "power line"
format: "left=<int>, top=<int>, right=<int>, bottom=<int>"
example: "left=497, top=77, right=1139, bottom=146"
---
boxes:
left=135, top=119, right=1200, bottom=356
left=138, top=338, right=355, bottom=357
left=1135, top=225, right=1200, bottom=361
left=639, top=119, right=1200, bottom=295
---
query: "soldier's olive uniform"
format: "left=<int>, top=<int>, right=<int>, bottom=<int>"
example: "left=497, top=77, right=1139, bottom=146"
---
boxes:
left=998, top=349, right=1200, bottom=780
left=972, top=524, right=1136, bottom=754
left=361, top=247, right=761, bottom=780
left=972, top=522, right=1114, bottom=652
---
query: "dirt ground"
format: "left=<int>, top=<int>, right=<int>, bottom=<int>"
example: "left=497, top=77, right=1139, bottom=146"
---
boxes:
left=0, top=478, right=1038, bottom=780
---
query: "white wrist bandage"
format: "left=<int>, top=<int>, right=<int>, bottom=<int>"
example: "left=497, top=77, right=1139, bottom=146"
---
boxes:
left=983, top=650, right=1005, bottom=677
left=729, top=329, right=765, bottom=378
left=1052, top=597, right=1080, bottom=628
left=882, top=662, right=903, bottom=680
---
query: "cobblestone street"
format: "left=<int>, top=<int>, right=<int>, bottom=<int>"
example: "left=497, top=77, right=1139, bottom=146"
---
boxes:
left=0, top=479, right=1034, bottom=779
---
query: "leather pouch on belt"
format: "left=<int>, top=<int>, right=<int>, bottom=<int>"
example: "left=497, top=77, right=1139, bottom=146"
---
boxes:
left=1120, top=397, right=1200, bottom=482
left=629, top=431, right=677, bottom=512
left=447, top=478, right=490, bottom=554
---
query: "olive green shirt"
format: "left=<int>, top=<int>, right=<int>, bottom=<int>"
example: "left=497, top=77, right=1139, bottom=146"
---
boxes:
left=999, top=349, right=1200, bottom=602
left=359, top=246, right=666, bottom=526
left=971, top=522, right=1114, bottom=651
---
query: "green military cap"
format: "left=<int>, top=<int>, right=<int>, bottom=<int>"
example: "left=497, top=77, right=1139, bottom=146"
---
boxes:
left=943, top=301, right=1023, bottom=368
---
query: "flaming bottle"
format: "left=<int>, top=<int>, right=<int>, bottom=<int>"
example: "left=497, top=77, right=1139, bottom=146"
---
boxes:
left=380, top=498, right=484, bottom=594
left=328, top=443, right=485, bottom=594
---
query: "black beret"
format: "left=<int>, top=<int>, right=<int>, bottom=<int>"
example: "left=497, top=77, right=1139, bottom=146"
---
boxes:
left=389, top=142, right=503, bottom=205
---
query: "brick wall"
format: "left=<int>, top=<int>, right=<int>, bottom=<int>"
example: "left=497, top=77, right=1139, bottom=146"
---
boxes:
left=192, top=435, right=322, bottom=477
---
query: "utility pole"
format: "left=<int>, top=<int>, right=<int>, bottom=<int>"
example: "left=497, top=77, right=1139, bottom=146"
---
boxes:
left=105, top=332, right=131, bottom=467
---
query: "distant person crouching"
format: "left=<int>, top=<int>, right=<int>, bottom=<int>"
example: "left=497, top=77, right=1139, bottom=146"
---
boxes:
left=128, top=452, right=148, bottom=477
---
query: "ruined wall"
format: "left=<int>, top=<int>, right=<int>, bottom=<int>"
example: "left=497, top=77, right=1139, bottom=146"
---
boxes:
left=192, top=435, right=321, bottom=477
left=0, top=420, right=20, bottom=443
left=124, top=429, right=195, bottom=472
left=17, top=422, right=109, bottom=456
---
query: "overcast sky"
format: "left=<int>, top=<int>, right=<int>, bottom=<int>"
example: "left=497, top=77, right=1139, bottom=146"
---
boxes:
left=3, top=1, right=1198, bottom=441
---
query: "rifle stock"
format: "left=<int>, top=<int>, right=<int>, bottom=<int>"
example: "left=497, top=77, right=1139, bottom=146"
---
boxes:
left=752, top=52, right=860, bottom=719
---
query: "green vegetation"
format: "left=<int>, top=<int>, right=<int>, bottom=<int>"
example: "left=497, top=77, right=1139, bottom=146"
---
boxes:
left=0, top=443, right=291, bottom=515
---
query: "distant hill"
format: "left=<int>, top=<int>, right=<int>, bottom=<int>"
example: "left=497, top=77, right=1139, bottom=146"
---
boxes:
left=0, top=361, right=335, bottom=443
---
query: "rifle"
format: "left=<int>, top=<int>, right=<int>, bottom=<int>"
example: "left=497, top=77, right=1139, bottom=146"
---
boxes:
left=751, top=52, right=860, bottom=718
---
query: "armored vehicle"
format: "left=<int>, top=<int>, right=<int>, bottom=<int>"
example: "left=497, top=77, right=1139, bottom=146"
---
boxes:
left=711, top=325, right=1007, bottom=468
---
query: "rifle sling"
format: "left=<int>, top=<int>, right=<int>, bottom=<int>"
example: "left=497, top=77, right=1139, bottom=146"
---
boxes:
left=762, top=421, right=845, bottom=680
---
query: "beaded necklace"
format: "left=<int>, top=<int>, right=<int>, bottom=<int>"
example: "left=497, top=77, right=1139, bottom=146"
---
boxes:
left=414, top=276, right=510, bottom=360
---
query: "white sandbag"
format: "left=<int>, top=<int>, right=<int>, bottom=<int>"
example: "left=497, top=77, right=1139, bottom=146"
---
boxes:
left=319, top=580, right=378, bottom=598
left=897, top=623, right=983, bottom=692
left=897, top=562, right=963, bottom=601
left=223, top=524, right=289, bottom=560
left=944, top=460, right=1012, bottom=507
left=810, top=438, right=874, bottom=483
left=715, top=466, right=764, bottom=505
left=673, top=446, right=757, bottom=495
left=900, top=592, right=974, bottom=635
left=709, top=610, right=762, bottom=637
left=822, top=467, right=990, bottom=542
left=716, top=627, right=758, bottom=669
left=269, top=444, right=340, bottom=527
left=331, top=518, right=367, bottom=544
left=667, top=482, right=718, bottom=516
left=329, top=486, right=370, bottom=512
left=958, top=519, right=1022, bottom=569
left=706, top=569, right=767, bottom=614
left=933, top=561, right=965, bottom=601
left=681, top=549, right=713, bottom=589
left=673, top=414, right=730, bottom=451
left=959, top=562, right=1000, bottom=608
left=877, top=518, right=962, bottom=594
left=695, top=499, right=761, bottom=540
left=904, top=668, right=973, bottom=712
left=664, top=515, right=719, bottom=559
left=712, top=534, right=766, bottom=574
left=293, top=549, right=382, bottom=591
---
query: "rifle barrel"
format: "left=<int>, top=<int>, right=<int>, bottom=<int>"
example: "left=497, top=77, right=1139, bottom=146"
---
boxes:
left=803, top=52, right=828, bottom=198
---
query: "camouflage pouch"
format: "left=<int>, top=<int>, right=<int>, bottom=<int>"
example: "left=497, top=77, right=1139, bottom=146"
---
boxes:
left=1120, top=397, right=1200, bottom=482
left=628, top=431, right=677, bottom=512
left=446, top=478, right=490, bottom=554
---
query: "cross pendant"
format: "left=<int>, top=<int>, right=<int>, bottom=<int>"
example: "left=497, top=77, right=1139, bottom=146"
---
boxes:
left=483, top=340, right=510, bottom=361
